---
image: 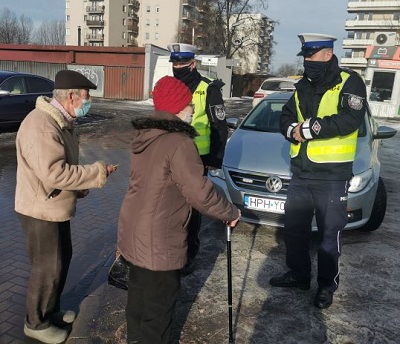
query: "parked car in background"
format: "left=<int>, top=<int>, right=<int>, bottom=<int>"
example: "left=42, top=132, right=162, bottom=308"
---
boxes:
left=0, top=71, right=54, bottom=131
left=210, top=92, right=397, bottom=232
left=252, top=77, right=298, bottom=108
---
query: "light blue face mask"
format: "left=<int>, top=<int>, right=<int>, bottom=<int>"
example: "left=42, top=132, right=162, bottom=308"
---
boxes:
left=74, top=99, right=91, bottom=118
left=183, top=112, right=193, bottom=124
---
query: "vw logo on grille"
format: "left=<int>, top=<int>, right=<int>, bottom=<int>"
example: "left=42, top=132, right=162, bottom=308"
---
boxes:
left=265, top=176, right=282, bottom=193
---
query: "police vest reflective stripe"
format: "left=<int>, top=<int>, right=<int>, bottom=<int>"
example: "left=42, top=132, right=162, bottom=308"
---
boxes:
left=192, top=80, right=211, bottom=155
left=290, top=71, right=358, bottom=163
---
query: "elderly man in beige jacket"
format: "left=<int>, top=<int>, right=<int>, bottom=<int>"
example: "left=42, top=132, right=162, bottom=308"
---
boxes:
left=15, top=70, right=117, bottom=344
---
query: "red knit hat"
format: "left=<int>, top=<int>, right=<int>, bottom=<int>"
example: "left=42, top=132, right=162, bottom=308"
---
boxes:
left=152, top=76, right=192, bottom=114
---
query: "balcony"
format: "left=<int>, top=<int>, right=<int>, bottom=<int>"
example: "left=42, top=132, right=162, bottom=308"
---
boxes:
left=183, top=0, right=196, bottom=7
left=345, top=19, right=400, bottom=29
left=86, top=20, right=105, bottom=27
left=127, top=24, right=138, bottom=35
left=129, top=13, right=139, bottom=22
left=340, top=57, right=368, bottom=68
left=182, top=15, right=193, bottom=22
left=348, top=1, right=400, bottom=12
left=85, top=33, right=104, bottom=41
left=126, top=38, right=138, bottom=47
left=86, top=5, right=104, bottom=13
left=127, top=0, right=140, bottom=11
left=342, top=38, right=374, bottom=47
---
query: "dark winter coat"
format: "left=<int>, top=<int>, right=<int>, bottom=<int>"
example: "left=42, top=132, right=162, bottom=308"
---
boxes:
left=280, top=55, right=367, bottom=180
left=117, top=111, right=239, bottom=271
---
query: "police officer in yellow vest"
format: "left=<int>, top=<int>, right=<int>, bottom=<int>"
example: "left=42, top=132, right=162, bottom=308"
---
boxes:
left=269, top=33, right=366, bottom=309
left=168, top=43, right=228, bottom=275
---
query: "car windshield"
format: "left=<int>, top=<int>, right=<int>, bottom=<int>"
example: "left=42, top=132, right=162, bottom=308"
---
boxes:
left=240, top=98, right=367, bottom=136
left=241, top=99, right=286, bottom=132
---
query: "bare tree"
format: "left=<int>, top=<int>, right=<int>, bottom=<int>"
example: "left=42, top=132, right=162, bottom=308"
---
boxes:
left=0, top=8, right=33, bottom=44
left=33, top=20, right=66, bottom=45
left=16, top=14, right=33, bottom=44
left=275, top=62, right=303, bottom=77
left=209, top=0, right=270, bottom=58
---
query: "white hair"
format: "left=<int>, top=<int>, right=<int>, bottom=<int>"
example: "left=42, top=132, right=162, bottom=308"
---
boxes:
left=53, top=89, right=80, bottom=102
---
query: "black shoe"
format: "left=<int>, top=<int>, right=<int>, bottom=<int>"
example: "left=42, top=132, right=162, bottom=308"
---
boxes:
left=269, top=271, right=310, bottom=290
left=314, top=288, right=333, bottom=309
left=181, top=259, right=195, bottom=276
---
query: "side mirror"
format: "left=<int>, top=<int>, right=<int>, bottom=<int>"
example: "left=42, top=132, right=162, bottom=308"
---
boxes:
left=227, top=117, right=239, bottom=129
left=373, top=125, right=397, bottom=140
left=0, top=90, right=11, bottom=97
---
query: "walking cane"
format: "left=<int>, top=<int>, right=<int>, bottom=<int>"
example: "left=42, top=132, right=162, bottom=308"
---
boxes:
left=226, top=225, right=234, bottom=343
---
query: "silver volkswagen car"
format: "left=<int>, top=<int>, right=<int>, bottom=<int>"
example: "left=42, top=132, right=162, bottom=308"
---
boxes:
left=209, top=92, right=397, bottom=231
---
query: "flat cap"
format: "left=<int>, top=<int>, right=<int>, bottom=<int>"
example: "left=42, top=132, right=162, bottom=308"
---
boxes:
left=54, top=70, right=97, bottom=90
left=297, top=33, right=337, bottom=57
left=167, top=43, right=197, bottom=62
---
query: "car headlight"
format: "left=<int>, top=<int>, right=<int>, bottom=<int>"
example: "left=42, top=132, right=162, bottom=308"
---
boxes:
left=208, top=168, right=226, bottom=180
left=348, top=169, right=373, bottom=193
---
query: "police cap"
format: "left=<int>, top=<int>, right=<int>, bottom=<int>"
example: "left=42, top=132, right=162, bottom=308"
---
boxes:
left=297, top=33, right=337, bottom=57
left=167, top=43, right=197, bottom=62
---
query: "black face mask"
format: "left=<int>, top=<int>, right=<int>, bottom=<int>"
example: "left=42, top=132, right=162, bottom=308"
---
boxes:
left=173, top=65, right=193, bottom=80
left=303, top=60, right=330, bottom=85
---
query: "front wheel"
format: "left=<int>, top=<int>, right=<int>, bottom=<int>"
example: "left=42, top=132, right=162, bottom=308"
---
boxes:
left=357, top=177, right=387, bottom=232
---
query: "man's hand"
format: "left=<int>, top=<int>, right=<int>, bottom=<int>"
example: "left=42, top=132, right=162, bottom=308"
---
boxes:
left=293, top=124, right=306, bottom=143
left=106, top=164, right=119, bottom=176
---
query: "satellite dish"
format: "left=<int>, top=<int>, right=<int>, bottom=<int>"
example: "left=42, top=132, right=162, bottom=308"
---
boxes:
left=233, top=38, right=242, bottom=47
left=376, top=33, right=387, bottom=45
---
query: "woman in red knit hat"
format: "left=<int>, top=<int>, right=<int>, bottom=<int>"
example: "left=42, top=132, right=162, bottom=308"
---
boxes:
left=117, top=76, right=241, bottom=344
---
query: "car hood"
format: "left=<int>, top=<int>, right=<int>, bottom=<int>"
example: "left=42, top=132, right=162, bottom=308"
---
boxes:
left=223, top=130, right=291, bottom=175
left=223, top=129, right=372, bottom=176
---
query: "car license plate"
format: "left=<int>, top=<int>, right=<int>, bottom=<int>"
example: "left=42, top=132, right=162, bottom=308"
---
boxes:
left=244, top=195, right=285, bottom=214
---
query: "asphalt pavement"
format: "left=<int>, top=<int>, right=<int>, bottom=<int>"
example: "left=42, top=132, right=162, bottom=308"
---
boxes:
left=1, top=99, right=400, bottom=344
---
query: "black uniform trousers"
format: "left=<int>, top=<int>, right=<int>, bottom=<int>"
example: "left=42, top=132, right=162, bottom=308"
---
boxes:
left=284, top=176, right=348, bottom=292
left=18, top=213, right=72, bottom=330
left=126, top=264, right=180, bottom=344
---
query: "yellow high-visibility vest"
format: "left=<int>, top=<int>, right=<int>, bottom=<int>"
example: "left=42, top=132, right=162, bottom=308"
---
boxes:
left=192, top=80, right=211, bottom=155
left=290, top=71, right=358, bottom=163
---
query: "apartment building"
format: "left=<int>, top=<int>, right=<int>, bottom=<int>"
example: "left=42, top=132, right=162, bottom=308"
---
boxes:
left=65, top=0, right=206, bottom=50
left=65, top=0, right=140, bottom=47
left=65, top=1, right=274, bottom=73
left=341, top=0, right=400, bottom=74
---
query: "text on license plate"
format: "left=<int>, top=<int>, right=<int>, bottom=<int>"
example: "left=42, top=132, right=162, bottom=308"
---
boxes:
left=244, top=195, right=285, bottom=214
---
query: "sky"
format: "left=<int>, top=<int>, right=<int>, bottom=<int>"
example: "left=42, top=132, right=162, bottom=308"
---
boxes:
left=2, top=0, right=350, bottom=71
left=266, top=0, right=350, bottom=71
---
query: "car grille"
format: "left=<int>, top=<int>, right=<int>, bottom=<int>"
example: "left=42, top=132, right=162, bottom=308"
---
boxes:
left=228, top=171, right=290, bottom=195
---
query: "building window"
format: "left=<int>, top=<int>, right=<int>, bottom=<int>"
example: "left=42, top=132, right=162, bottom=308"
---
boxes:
left=66, top=15, right=70, bottom=21
left=370, top=71, right=395, bottom=102
left=155, top=19, right=159, bottom=26
left=394, top=13, right=400, bottom=21
left=123, top=32, right=126, bottom=39
left=156, top=5, right=160, bottom=13
left=146, top=5, right=150, bottom=12
left=66, top=28, right=70, bottom=36
left=155, top=32, right=159, bottom=40
left=145, top=32, right=149, bottom=40
left=66, top=1, right=70, bottom=9
left=123, top=5, right=126, bottom=12
left=146, top=19, right=150, bottom=26
left=123, top=18, right=127, bottom=25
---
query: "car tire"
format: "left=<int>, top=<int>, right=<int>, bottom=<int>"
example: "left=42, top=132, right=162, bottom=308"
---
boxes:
left=357, top=177, right=387, bottom=232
